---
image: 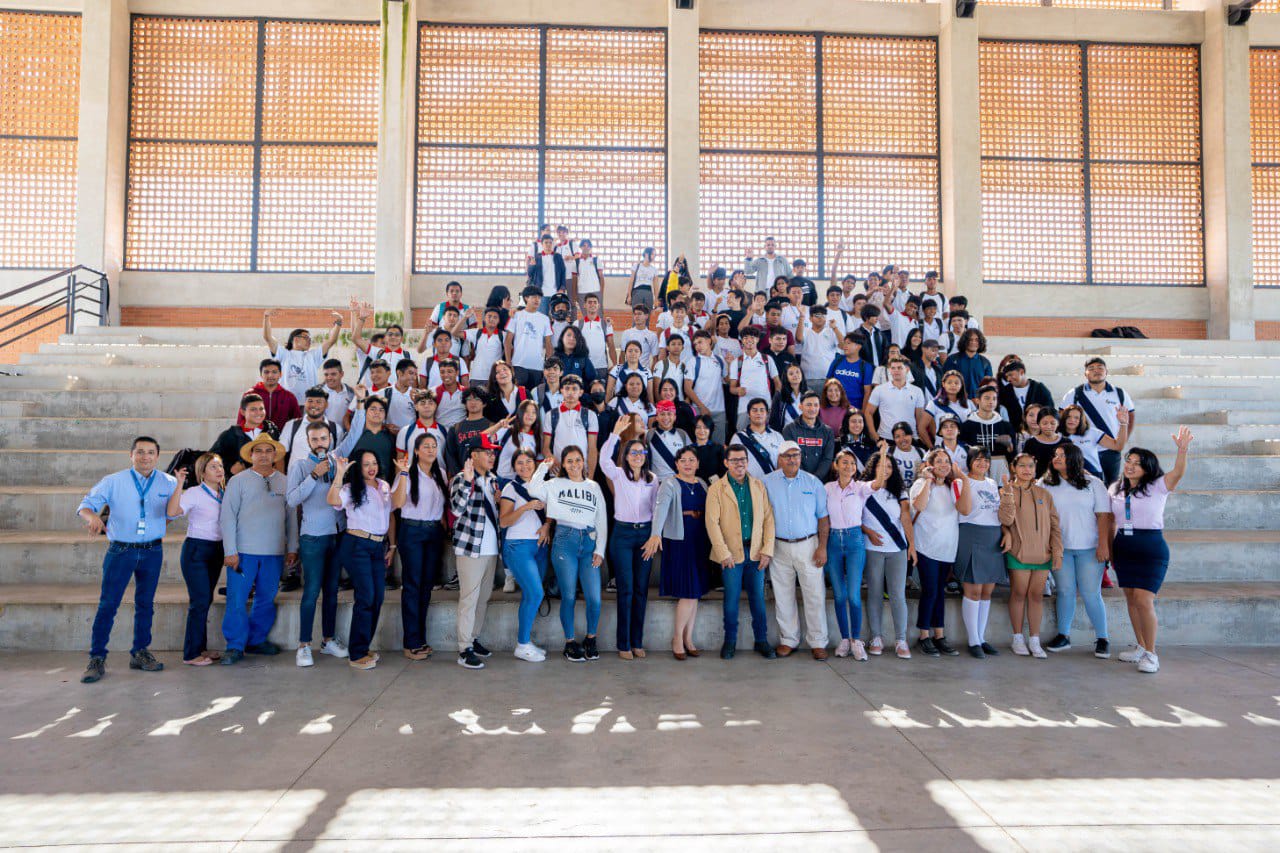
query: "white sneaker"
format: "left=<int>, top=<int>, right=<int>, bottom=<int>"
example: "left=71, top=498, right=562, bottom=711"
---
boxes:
left=868, top=636, right=884, bottom=656
left=320, top=639, right=349, bottom=659
left=296, top=646, right=314, bottom=667
left=1137, top=651, right=1160, bottom=674
left=1011, top=634, right=1030, bottom=656
left=513, top=642, right=546, bottom=662
left=1028, top=636, right=1047, bottom=659
left=1118, top=645, right=1145, bottom=663
left=503, top=576, right=517, bottom=594
left=835, top=638, right=852, bottom=658
left=851, top=639, right=868, bottom=662
left=894, top=640, right=912, bottom=659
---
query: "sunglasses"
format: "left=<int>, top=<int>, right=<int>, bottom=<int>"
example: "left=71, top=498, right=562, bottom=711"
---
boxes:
left=628, top=449, right=648, bottom=457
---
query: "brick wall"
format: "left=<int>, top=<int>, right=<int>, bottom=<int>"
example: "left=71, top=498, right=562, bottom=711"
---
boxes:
left=1257, top=321, right=1280, bottom=341
left=121, top=307, right=348, bottom=327
left=985, top=316, right=1207, bottom=339
left=0, top=304, right=66, bottom=362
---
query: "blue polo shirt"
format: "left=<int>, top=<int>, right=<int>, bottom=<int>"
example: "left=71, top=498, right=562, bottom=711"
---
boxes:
left=77, top=468, right=177, bottom=543
left=762, top=468, right=828, bottom=540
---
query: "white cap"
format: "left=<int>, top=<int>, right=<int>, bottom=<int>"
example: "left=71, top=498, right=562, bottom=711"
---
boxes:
left=777, top=440, right=802, bottom=456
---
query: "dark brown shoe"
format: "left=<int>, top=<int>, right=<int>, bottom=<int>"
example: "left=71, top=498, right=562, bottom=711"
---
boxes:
left=685, top=647, right=701, bottom=658
left=775, top=645, right=794, bottom=657
left=812, top=647, right=829, bottom=661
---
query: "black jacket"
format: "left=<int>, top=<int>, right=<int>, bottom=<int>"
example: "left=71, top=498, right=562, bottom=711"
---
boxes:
left=910, top=359, right=944, bottom=399
left=998, top=379, right=1055, bottom=431
left=527, top=252, right=567, bottom=295
left=850, top=325, right=891, bottom=367
left=209, top=421, right=280, bottom=475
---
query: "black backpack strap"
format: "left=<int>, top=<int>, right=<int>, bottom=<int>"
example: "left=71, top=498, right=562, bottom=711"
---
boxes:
left=864, top=495, right=908, bottom=551
left=1073, top=384, right=1114, bottom=439
left=734, top=430, right=774, bottom=474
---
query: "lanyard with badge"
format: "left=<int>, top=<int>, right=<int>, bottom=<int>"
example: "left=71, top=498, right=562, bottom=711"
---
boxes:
left=201, top=484, right=223, bottom=504
left=130, top=470, right=156, bottom=537
left=1123, top=493, right=1134, bottom=536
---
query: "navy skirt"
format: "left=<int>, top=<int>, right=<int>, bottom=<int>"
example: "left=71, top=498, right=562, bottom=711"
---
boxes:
left=1111, top=529, right=1170, bottom=593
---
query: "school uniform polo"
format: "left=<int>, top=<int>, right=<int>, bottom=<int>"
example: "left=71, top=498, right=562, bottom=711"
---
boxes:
left=542, top=403, right=599, bottom=460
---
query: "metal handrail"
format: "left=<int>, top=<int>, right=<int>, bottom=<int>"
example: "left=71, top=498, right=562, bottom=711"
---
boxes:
left=0, top=266, right=110, bottom=352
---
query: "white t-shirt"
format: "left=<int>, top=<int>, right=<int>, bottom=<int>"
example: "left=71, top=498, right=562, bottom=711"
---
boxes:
left=936, top=441, right=969, bottom=474
left=886, top=310, right=918, bottom=348
left=464, top=328, right=506, bottom=384
left=632, top=262, right=659, bottom=292
left=706, top=287, right=733, bottom=313
left=494, top=429, right=539, bottom=481
left=541, top=405, right=599, bottom=460
left=909, top=478, right=961, bottom=562
left=925, top=398, right=974, bottom=425
left=862, top=488, right=907, bottom=554
left=714, top=335, right=743, bottom=362
left=959, top=477, right=1001, bottom=526
left=892, top=445, right=925, bottom=490
left=1068, top=429, right=1106, bottom=476
left=686, top=354, right=726, bottom=414
left=779, top=304, right=803, bottom=333
left=618, top=327, right=659, bottom=368
left=323, top=384, right=354, bottom=424
left=653, top=358, right=687, bottom=401
left=575, top=257, right=602, bottom=295
left=799, top=323, right=840, bottom=381
left=508, top=310, right=552, bottom=371
left=868, top=381, right=926, bottom=439
left=386, top=385, right=417, bottom=429
left=610, top=362, right=652, bottom=392
left=730, top=352, right=778, bottom=405
left=577, top=317, right=614, bottom=371
left=274, top=346, right=323, bottom=404
left=434, top=386, right=465, bottom=429
left=919, top=291, right=946, bottom=319
left=1042, top=475, right=1110, bottom=551
left=501, top=480, right=544, bottom=540
left=919, top=316, right=946, bottom=342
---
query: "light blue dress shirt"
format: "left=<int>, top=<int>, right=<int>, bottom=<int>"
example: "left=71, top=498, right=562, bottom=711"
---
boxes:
left=77, top=468, right=177, bottom=543
left=762, top=468, right=828, bottom=540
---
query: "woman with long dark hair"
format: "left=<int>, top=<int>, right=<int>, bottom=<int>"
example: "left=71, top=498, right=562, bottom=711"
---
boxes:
left=485, top=285, right=512, bottom=330
left=652, top=446, right=711, bottom=659
left=909, top=448, right=971, bottom=657
left=1040, top=443, right=1112, bottom=658
left=1109, top=428, right=1193, bottom=674
left=691, top=414, right=725, bottom=481
left=955, top=448, right=1004, bottom=658
left=999, top=452, right=1062, bottom=659
left=819, top=379, right=851, bottom=435
left=499, top=448, right=552, bottom=662
left=825, top=449, right=875, bottom=660
left=398, top=433, right=448, bottom=661
left=861, top=449, right=917, bottom=660
left=328, top=448, right=409, bottom=670
left=553, top=325, right=596, bottom=385
left=599, top=415, right=661, bottom=659
left=836, top=408, right=877, bottom=472
left=770, top=363, right=807, bottom=431
left=490, top=398, right=542, bottom=482
left=484, top=360, right=528, bottom=422
left=922, top=370, right=974, bottom=446
left=900, top=327, right=925, bottom=366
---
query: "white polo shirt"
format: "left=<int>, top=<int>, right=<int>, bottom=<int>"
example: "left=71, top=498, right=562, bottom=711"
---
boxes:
left=868, top=380, right=926, bottom=439
left=434, top=386, right=466, bottom=428
left=386, top=385, right=417, bottom=429
left=886, top=310, right=919, bottom=348
left=730, top=352, right=778, bottom=404
left=464, top=328, right=506, bottom=384
left=575, top=257, right=603, bottom=295
left=424, top=354, right=470, bottom=388
left=799, top=323, right=840, bottom=381
left=686, top=353, right=726, bottom=414
left=577, top=316, right=613, bottom=371
left=729, top=426, right=784, bottom=480
left=617, top=327, right=659, bottom=367
left=508, top=309, right=552, bottom=371
left=1059, top=382, right=1135, bottom=439
left=542, top=404, right=599, bottom=460
left=652, top=358, right=687, bottom=400
left=322, top=383, right=354, bottom=424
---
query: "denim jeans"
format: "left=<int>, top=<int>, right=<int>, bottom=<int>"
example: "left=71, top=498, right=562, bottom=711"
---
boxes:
left=90, top=541, right=163, bottom=659
left=222, top=553, right=283, bottom=652
left=179, top=537, right=223, bottom=660
left=399, top=521, right=444, bottom=649
left=825, top=528, right=867, bottom=641
left=1055, top=548, right=1109, bottom=639
left=550, top=526, right=601, bottom=639
left=341, top=535, right=387, bottom=660
left=721, top=548, right=768, bottom=645
left=915, top=553, right=952, bottom=631
left=502, top=537, right=547, bottom=645
left=297, top=533, right=341, bottom=644
left=608, top=522, right=653, bottom=651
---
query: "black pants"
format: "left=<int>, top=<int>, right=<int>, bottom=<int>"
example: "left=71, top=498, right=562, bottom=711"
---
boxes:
left=1099, top=449, right=1121, bottom=486
left=341, top=535, right=387, bottom=661
left=399, top=520, right=444, bottom=649
left=180, top=537, right=223, bottom=661
left=514, top=367, right=543, bottom=389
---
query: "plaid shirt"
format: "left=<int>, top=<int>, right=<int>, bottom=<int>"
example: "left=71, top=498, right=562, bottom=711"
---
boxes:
left=448, top=470, right=500, bottom=557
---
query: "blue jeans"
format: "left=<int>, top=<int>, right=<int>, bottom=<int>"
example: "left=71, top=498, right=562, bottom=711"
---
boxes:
left=551, top=526, right=601, bottom=639
left=179, top=537, right=223, bottom=660
left=916, top=553, right=951, bottom=631
left=222, top=553, right=283, bottom=652
left=1055, top=548, right=1109, bottom=639
left=341, top=535, right=387, bottom=661
left=608, top=522, right=653, bottom=651
left=721, top=549, right=768, bottom=645
left=502, top=537, right=547, bottom=645
left=297, top=533, right=341, bottom=644
left=90, top=542, right=163, bottom=659
left=825, top=528, right=867, bottom=641
left=399, top=521, right=444, bottom=649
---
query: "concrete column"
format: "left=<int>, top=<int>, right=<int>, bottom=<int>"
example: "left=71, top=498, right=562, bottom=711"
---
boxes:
left=74, top=0, right=130, bottom=326
left=938, top=3, right=983, bottom=323
left=374, top=0, right=417, bottom=324
left=667, top=0, right=700, bottom=274
left=1202, top=6, right=1255, bottom=340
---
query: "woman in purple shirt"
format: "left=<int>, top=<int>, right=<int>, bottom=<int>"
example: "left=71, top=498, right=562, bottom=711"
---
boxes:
left=600, top=414, right=661, bottom=659
left=1109, top=427, right=1193, bottom=675
left=173, top=453, right=226, bottom=666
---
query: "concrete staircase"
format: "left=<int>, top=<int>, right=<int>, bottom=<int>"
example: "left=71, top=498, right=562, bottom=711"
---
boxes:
left=0, top=326, right=1277, bottom=652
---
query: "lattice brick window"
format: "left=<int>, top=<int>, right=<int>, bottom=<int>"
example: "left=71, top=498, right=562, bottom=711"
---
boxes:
left=979, top=40, right=1202, bottom=286
left=984, top=0, right=1167, bottom=6
left=824, top=157, right=940, bottom=277
left=126, top=17, right=378, bottom=272
left=0, top=11, right=81, bottom=269
left=415, top=24, right=666, bottom=275
left=1255, top=0, right=1280, bottom=12
left=698, top=31, right=816, bottom=152
left=698, top=152, right=818, bottom=270
left=1252, top=48, right=1280, bottom=287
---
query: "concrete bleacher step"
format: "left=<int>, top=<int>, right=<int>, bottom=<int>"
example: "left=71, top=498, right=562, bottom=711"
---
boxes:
left=3, top=529, right=1274, bottom=586
left=0, top=416, right=224, bottom=451
left=1, top=581, right=1275, bottom=651
left=1, top=389, right=245, bottom=419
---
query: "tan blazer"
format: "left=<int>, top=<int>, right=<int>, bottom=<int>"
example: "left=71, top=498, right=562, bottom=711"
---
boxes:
left=705, top=473, right=776, bottom=566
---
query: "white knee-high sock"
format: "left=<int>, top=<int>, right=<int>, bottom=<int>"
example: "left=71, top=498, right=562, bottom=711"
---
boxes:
left=961, top=598, right=981, bottom=646
left=977, top=599, right=992, bottom=642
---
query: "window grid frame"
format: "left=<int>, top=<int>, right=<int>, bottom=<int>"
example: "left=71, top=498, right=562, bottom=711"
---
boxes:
left=0, top=8, right=82, bottom=271
left=698, top=28, right=943, bottom=281
left=413, top=21, right=668, bottom=276
left=1252, top=46, right=1280, bottom=288
left=980, top=37, right=1205, bottom=288
left=123, top=14, right=380, bottom=274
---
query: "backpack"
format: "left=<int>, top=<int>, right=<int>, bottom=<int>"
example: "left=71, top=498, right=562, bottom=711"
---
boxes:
left=1114, top=326, right=1147, bottom=339
left=166, top=448, right=203, bottom=489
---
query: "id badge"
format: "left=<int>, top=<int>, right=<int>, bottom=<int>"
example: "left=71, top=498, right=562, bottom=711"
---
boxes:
left=136, top=519, right=147, bottom=537
left=1122, top=523, right=1134, bottom=536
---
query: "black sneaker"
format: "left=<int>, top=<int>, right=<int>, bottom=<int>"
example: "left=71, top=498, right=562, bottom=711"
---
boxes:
left=279, top=571, right=302, bottom=592
left=918, top=637, right=940, bottom=657
left=1046, top=633, right=1071, bottom=653
left=720, top=642, right=736, bottom=660
left=81, top=656, right=105, bottom=683
left=457, top=648, right=485, bottom=669
left=221, top=648, right=244, bottom=665
left=1094, top=638, right=1111, bottom=659
left=129, top=649, right=164, bottom=672
left=945, top=580, right=962, bottom=595
left=582, top=636, right=599, bottom=660
left=385, top=573, right=401, bottom=591
left=935, top=637, right=960, bottom=656
left=338, top=577, right=354, bottom=592
left=563, top=641, right=585, bottom=662
left=980, top=642, right=1000, bottom=656
left=245, top=641, right=280, bottom=656
left=968, top=644, right=987, bottom=659
left=217, top=585, right=228, bottom=597
left=605, top=578, right=617, bottom=593
left=444, top=577, right=460, bottom=591
left=754, top=641, right=778, bottom=659
left=471, top=639, right=492, bottom=658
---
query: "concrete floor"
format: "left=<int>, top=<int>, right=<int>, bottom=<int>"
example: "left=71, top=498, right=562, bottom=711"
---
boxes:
left=1, top=648, right=1278, bottom=852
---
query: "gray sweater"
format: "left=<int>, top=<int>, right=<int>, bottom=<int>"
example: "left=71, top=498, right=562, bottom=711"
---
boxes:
left=221, top=467, right=299, bottom=557
left=286, top=455, right=346, bottom=538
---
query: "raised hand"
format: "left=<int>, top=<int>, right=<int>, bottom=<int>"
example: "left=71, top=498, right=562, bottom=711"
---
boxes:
left=263, top=309, right=276, bottom=320
left=462, top=458, right=475, bottom=483
left=1173, top=425, right=1193, bottom=452
left=173, top=468, right=188, bottom=487
left=334, top=457, right=353, bottom=478
left=395, top=455, right=412, bottom=474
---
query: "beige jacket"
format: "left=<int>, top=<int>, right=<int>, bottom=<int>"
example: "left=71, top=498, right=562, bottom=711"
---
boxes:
left=705, top=474, right=776, bottom=565
left=998, top=483, right=1063, bottom=569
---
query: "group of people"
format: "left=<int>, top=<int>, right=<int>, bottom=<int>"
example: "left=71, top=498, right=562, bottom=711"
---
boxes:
left=77, top=233, right=1191, bottom=683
